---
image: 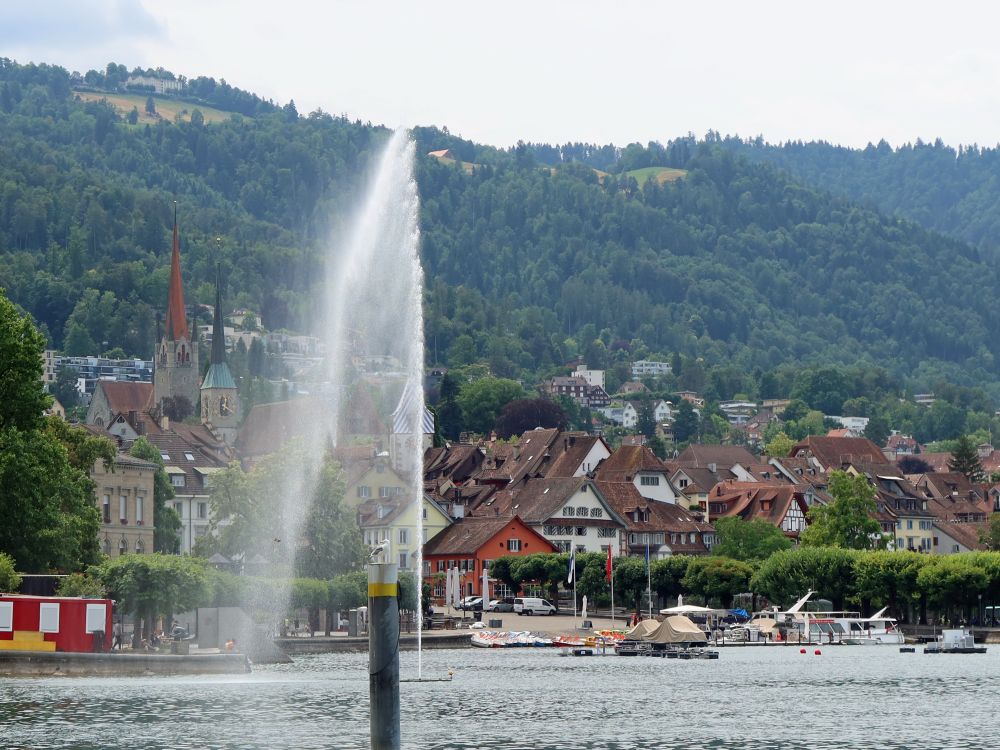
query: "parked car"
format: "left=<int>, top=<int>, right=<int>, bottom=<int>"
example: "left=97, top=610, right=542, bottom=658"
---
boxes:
left=513, top=597, right=557, bottom=616
left=485, top=598, right=515, bottom=612
left=458, top=596, right=483, bottom=611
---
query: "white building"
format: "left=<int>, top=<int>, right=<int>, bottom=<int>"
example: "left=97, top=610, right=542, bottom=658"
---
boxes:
left=574, top=364, right=605, bottom=390
left=631, top=360, right=673, bottom=379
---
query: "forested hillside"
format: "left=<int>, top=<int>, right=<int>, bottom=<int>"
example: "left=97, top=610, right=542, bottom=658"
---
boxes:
left=3, top=59, right=1000, bottom=400
left=720, top=136, right=1000, bottom=259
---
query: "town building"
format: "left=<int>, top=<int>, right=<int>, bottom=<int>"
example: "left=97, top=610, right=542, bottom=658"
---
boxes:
left=573, top=364, right=605, bottom=390
left=422, top=516, right=557, bottom=602
left=199, top=267, right=240, bottom=445
left=473, top=476, right=627, bottom=555
left=631, top=360, right=672, bottom=379
left=153, top=211, right=200, bottom=413
left=91, top=452, right=157, bottom=556
left=357, top=495, right=452, bottom=572
left=595, top=445, right=679, bottom=504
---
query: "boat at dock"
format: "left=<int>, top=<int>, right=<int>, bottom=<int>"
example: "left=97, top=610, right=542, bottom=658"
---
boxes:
left=923, top=629, right=987, bottom=654
left=747, top=591, right=904, bottom=645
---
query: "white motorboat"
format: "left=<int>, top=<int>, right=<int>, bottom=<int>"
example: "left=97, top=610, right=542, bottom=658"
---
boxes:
left=750, top=591, right=905, bottom=645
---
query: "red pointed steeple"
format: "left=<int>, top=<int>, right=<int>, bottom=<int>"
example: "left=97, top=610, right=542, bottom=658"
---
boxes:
left=164, top=204, right=190, bottom=342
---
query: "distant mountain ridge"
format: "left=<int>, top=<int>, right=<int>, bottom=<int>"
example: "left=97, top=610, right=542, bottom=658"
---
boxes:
left=2, top=59, right=1000, bottom=397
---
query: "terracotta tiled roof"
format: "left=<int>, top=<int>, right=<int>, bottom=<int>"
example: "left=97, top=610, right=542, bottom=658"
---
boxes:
left=545, top=434, right=606, bottom=478
left=595, top=445, right=668, bottom=482
left=709, top=481, right=808, bottom=531
left=423, top=516, right=554, bottom=556
left=236, top=398, right=321, bottom=458
left=675, top=444, right=758, bottom=468
left=473, top=476, right=587, bottom=524
left=98, top=381, right=154, bottom=416
left=789, top=436, right=887, bottom=471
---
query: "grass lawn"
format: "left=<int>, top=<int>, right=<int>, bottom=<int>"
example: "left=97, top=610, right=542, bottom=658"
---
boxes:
left=74, top=91, right=234, bottom=125
left=625, top=166, right=688, bottom=187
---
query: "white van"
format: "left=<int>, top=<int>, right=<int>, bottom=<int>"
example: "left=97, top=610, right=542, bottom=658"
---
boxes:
left=513, top=597, right=557, bottom=616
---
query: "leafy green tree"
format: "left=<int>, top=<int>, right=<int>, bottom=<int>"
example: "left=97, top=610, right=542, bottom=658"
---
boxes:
left=948, top=434, right=985, bottom=483
left=493, top=398, right=568, bottom=439
left=863, top=414, right=891, bottom=447
left=1, top=290, right=51, bottom=430
left=979, top=514, right=1000, bottom=551
left=51, top=364, right=81, bottom=409
left=0, top=293, right=113, bottom=572
left=0, top=552, right=21, bottom=593
left=712, top=517, right=792, bottom=561
left=852, top=550, right=928, bottom=620
left=672, top=400, right=699, bottom=442
left=750, top=547, right=858, bottom=611
left=636, top=401, right=657, bottom=438
left=455, top=377, right=525, bottom=436
left=681, top=556, right=753, bottom=608
left=145, top=95, right=156, bottom=116
left=800, top=470, right=886, bottom=550
left=764, top=431, right=795, bottom=457
left=650, top=555, right=691, bottom=604
left=57, top=572, right=106, bottom=597
left=916, top=557, right=987, bottom=620
left=96, top=553, right=210, bottom=644
left=295, top=459, right=365, bottom=579
left=129, top=436, right=181, bottom=554
left=126, top=106, right=139, bottom=125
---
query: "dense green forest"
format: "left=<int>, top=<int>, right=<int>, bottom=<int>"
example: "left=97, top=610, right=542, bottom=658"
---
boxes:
left=4, top=58, right=1000, bottom=417
left=718, top=135, right=1000, bottom=259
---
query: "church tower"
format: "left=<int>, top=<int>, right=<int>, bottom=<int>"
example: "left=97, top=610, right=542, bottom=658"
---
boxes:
left=200, top=264, right=239, bottom=444
left=153, top=207, right=200, bottom=414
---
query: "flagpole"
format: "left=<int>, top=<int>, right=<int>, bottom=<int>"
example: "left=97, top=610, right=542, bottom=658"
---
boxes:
left=606, top=545, right=615, bottom=629
left=573, top=566, right=578, bottom=630
left=646, top=542, right=652, bottom=621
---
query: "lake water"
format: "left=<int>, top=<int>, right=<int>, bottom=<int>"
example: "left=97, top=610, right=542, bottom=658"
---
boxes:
left=1, top=645, right=996, bottom=749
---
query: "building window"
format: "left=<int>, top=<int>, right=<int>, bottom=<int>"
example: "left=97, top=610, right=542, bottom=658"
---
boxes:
left=678, top=479, right=688, bottom=488
left=171, top=474, right=185, bottom=488
left=576, top=507, right=588, bottom=517
left=590, top=508, right=603, bottom=518
left=555, top=540, right=571, bottom=552
left=174, top=502, right=183, bottom=515
left=197, top=502, right=207, bottom=519
left=563, top=507, right=574, bottom=517
left=136, top=539, right=145, bottom=554
left=422, top=507, right=428, bottom=520
left=184, top=453, right=195, bottom=461
left=399, top=553, right=408, bottom=569
left=103, top=537, right=111, bottom=555
left=576, top=527, right=587, bottom=536
left=640, top=476, right=660, bottom=486
left=598, top=527, right=616, bottom=538
left=398, top=528, right=409, bottom=545
left=102, top=494, right=111, bottom=523
left=358, top=486, right=371, bottom=498
left=118, top=538, right=128, bottom=555
left=119, top=495, right=127, bottom=523
left=135, top=497, right=143, bottom=524
left=507, top=539, right=521, bottom=552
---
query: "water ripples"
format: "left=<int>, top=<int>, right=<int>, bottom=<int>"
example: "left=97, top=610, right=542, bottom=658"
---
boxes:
left=2, top=647, right=998, bottom=748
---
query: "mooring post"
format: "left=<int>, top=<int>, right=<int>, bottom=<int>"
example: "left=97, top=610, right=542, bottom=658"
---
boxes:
left=369, top=561, right=400, bottom=750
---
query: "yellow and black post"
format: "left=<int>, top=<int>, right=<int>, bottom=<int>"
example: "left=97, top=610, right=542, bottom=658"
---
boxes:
left=368, top=561, right=400, bottom=749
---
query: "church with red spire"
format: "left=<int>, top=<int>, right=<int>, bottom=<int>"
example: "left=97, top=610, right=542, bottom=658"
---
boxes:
left=153, top=206, right=200, bottom=413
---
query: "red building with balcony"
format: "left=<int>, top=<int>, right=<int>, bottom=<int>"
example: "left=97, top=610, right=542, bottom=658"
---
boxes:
left=422, top=515, right=556, bottom=603
left=0, top=595, right=114, bottom=653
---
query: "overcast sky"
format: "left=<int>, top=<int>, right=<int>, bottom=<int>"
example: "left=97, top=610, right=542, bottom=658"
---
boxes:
left=2, top=0, right=999, bottom=149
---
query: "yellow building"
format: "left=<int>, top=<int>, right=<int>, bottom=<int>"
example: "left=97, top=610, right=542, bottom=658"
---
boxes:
left=343, top=456, right=409, bottom=509
left=357, top=494, right=452, bottom=572
left=91, top=453, right=157, bottom=556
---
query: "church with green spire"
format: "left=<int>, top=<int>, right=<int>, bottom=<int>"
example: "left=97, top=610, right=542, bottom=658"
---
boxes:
left=200, top=265, right=240, bottom=445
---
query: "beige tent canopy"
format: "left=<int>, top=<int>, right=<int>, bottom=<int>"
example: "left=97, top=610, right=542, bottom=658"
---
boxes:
left=628, top=615, right=707, bottom=644
left=625, top=619, right=660, bottom=640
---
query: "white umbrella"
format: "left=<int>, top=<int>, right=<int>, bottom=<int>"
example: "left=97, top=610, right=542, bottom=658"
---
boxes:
left=581, top=595, right=588, bottom=623
left=659, top=605, right=716, bottom=615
